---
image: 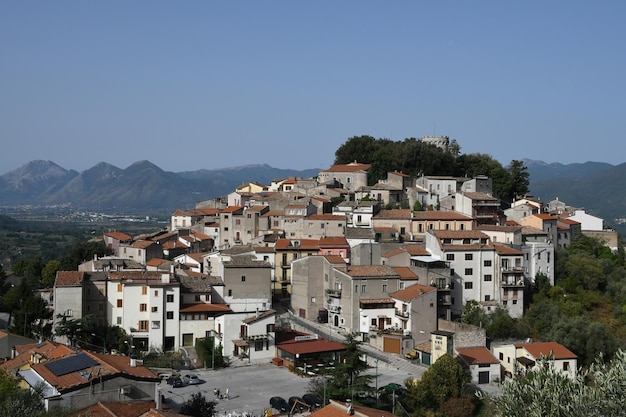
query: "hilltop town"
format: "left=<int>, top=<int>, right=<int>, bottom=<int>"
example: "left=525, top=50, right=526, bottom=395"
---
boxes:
left=1, top=137, right=620, bottom=414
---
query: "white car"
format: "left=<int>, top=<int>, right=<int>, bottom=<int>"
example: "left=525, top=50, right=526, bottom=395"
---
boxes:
left=183, top=374, right=201, bottom=385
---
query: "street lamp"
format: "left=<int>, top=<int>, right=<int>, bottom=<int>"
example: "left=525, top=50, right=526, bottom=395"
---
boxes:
left=91, top=333, right=106, bottom=353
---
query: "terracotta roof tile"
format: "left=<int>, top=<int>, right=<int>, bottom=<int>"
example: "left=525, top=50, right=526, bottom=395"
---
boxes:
left=390, top=284, right=436, bottom=302
left=456, top=347, right=499, bottom=365
left=321, top=163, right=371, bottom=173
left=55, top=271, right=85, bottom=286
left=392, top=267, right=419, bottom=280
left=515, top=342, right=577, bottom=360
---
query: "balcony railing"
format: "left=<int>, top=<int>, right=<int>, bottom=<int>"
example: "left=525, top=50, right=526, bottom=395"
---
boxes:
left=327, top=305, right=341, bottom=313
left=326, top=289, right=342, bottom=298
left=395, top=309, right=409, bottom=318
left=501, top=279, right=525, bottom=287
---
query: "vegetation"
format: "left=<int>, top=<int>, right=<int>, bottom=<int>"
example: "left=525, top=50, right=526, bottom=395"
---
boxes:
left=180, top=392, right=217, bottom=417
left=402, top=354, right=476, bottom=417
left=323, top=333, right=372, bottom=402
left=481, top=349, right=626, bottom=417
left=195, top=337, right=227, bottom=369
left=0, top=368, right=69, bottom=416
left=334, top=135, right=529, bottom=204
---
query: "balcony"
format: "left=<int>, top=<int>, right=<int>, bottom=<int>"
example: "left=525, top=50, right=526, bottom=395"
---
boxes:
left=438, top=296, right=452, bottom=305
left=326, top=288, right=342, bottom=298
left=395, top=309, right=409, bottom=319
left=501, top=279, right=525, bottom=287
left=327, top=305, right=341, bottom=313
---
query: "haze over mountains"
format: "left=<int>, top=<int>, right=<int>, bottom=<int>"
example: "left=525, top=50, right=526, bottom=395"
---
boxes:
left=1, top=159, right=625, bottom=228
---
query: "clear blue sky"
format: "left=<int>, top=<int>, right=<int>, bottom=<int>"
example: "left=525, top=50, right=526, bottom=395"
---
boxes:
left=2, top=1, right=625, bottom=174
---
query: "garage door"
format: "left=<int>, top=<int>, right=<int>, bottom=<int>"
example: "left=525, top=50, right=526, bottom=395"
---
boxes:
left=182, top=333, right=194, bottom=347
left=383, top=337, right=401, bottom=354
left=478, top=371, right=490, bottom=384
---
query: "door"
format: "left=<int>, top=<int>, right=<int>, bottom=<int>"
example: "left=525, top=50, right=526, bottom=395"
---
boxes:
left=478, top=371, right=489, bottom=384
left=383, top=337, right=401, bottom=354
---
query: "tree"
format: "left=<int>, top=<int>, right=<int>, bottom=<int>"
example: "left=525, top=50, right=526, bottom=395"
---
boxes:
left=402, top=354, right=471, bottom=415
left=325, top=333, right=372, bottom=401
left=482, top=349, right=626, bottom=417
left=196, top=338, right=226, bottom=369
left=180, top=392, right=217, bottom=417
left=507, top=160, right=530, bottom=202
left=58, top=241, right=112, bottom=271
left=41, top=260, right=60, bottom=288
left=460, top=300, right=488, bottom=327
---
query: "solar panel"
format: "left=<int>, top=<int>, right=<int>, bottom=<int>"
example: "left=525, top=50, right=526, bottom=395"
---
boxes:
left=45, top=353, right=99, bottom=377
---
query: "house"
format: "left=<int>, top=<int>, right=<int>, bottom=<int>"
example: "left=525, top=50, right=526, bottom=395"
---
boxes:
left=456, top=347, right=500, bottom=384
left=371, top=209, right=412, bottom=241
left=410, top=210, right=474, bottom=239
left=233, top=309, right=276, bottom=364
left=389, top=283, right=438, bottom=348
left=275, top=330, right=345, bottom=373
left=309, top=399, right=395, bottom=417
left=492, top=341, right=578, bottom=380
left=273, top=238, right=321, bottom=299
left=441, top=191, right=503, bottom=226
left=0, top=330, right=37, bottom=361
left=430, top=320, right=487, bottom=364
left=102, top=232, right=132, bottom=257
left=318, top=162, right=371, bottom=192
left=1, top=342, right=160, bottom=412
left=107, top=271, right=181, bottom=353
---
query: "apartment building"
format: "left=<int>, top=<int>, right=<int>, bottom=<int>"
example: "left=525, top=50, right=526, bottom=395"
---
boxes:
left=107, top=271, right=180, bottom=352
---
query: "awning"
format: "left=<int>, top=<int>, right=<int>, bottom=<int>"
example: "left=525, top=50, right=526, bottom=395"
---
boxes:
left=411, top=255, right=441, bottom=263
left=233, top=339, right=249, bottom=347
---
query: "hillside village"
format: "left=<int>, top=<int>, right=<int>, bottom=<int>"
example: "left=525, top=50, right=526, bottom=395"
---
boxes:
left=6, top=140, right=620, bottom=413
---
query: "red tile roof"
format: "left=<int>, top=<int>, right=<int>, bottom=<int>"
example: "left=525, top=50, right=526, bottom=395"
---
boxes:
left=390, top=284, right=436, bottom=302
left=456, top=347, right=499, bottom=365
left=310, top=400, right=395, bottom=417
left=55, top=271, right=85, bottom=286
left=104, top=231, right=132, bottom=241
left=179, top=303, right=231, bottom=313
left=392, top=267, right=419, bottom=280
left=516, top=342, right=577, bottom=360
left=321, top=163, right=371, bottom=173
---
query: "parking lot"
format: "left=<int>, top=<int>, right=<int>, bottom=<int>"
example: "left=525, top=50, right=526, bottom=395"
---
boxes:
left=159, top=362, right=416, bottom=416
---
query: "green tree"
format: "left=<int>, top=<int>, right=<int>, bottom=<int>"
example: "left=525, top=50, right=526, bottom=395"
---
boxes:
left=41, top=260, right=60, bottom=288
left=196, top=338, right=226, bottom=369
left=461, top=300, right=488, bottom=327
left=325, top=333, right=372, bottom=401
left=403, top=354, right=471, bottom=415
left=507, top=160, right=530, bottom=202
left=483, top=349, right=626, bottom=417
left=334, top=135, right=382, bottom=165
left=180, top=392, right=217, bottom=417
left=58, top=241, right=112, bottom=271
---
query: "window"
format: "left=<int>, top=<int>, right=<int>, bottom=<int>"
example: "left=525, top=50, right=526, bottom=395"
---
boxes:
left=485, top=295, right=491, bottom=301
left=464, top=282, right=473, bottom=289
left=236, top=219, right=240, bottom=225
left=117, top=316, right=122, bottom=325
left=117, top=299, right=123, bottom=308
left=154, top=290, right=159, bottom=296
left=400, top=282, right=405, bottom=289
left=228, top=289, right=233, bottom=297
left=446, top=254, right=455, bottom=261
left=354, top=285, right=359, bottom=294
left=464, top=268, right=473, bottom=276
left=167, top=294, right=174, bottom=303
left=255, top=340, right=264, bottom=351
left=140, top=304, right=147, bottom=312
left=563, top=361, right=570, bottom=371
left=382, top=284, right=388, bottom=292
left=311, top=297, right=316, bottom=303
left=139, top=320, right=148, bottom=331
left=499, top=352, right=504, bottom=360
left=117, top=283, right=122, bottom=292
left=152, top=321, right=161, bottom=329
left=167, top=311, right=174, bottom=320
left=266, top=323, right=275, bottom=333
left=512, top=299, right=518, bottom=304
left=450, top=269, right=455, bottom=276
left=195, top=295, right=201, bottom=302
left=465, top=253, right=473, bottom=261
left=484, top=260, right=492, bottom=267
left=241, top=275, right=246, bottom=282
left=361, top=284, right=367, bottom=293
left=142, top=286, right=147, bottom=295
left=484, top=274, right=492, bottom=281
left=151, top=306, right=158, bottom=312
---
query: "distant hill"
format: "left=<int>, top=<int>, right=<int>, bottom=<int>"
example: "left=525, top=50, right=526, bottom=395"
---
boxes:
left=0, top=160, right=320, bottom=210
left=524, top=159, right=626, bottom=226
left=1, top=159, right=625, bottom=228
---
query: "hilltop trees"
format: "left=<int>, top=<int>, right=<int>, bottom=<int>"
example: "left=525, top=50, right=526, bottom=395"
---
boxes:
left=333, top=136, right=529, bottom=201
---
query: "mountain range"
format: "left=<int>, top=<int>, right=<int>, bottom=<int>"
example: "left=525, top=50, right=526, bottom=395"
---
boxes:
left=1, top=159, right=625, bottom=227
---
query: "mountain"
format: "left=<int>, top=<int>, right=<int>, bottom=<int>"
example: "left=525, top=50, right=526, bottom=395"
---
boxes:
left=0, top=160, right=320, bottom=210
left=524, top=159, right=626, bottom=225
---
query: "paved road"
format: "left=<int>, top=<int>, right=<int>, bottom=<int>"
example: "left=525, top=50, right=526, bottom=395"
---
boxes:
left=159, top=362, right=418, bottom=416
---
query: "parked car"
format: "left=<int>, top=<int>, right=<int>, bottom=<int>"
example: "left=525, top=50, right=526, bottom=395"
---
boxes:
left=270, top=396, right=289, bottom=412
left=302, top=393, right=323, bottom=408
left=183, top=374, right=202, bottom=385
left=170, top=377, right=185, bottom=388
left=405, top=349, right=418, bottom=360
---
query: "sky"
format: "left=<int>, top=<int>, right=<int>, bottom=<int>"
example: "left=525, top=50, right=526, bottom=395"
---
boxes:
left=2, top=1, right=626, bottom=174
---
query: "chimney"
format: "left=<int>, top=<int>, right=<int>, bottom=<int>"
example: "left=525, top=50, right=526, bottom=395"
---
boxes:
left=161, top=273, right=170, bottom=284
left=155, top=385, right=163, bottom=411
